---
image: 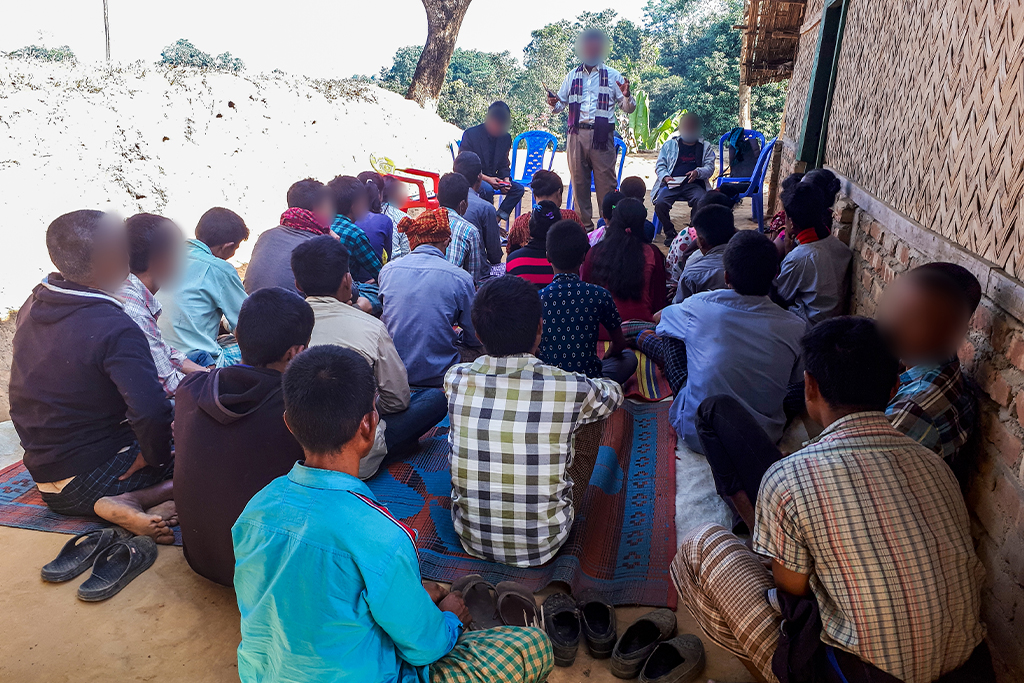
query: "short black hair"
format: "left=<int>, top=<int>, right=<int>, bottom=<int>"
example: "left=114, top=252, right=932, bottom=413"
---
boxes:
left=46, top=209, right=108, bottom=282
left=681, top=111, right=702, bottom=125
left=282, top=345, right=376, bottom=454
left=327, top=175, right=365, bottom=216
left=487, top=101, right=511, bottom=124
left=780, top=173, right=805, bottom=192
left=471, top=276, right=542, bottom=356
left=529, top=200, right=562, bottom=242
left=546, top=219, right=590, bottom=271
left=286, top=178, right=332, bottom=212
left=195, top=207, right=249, bottom=247
left=601, top=190, right=625, bottom=221
left=530, top=169, right=563, bottom=197
left=696, top=190, right=734, bottom=211
left=802, top=316, right=900, bottom=411
left=619, top=176, right=647, bottom=200
left=453, top=151, right=483, bottom=185
left=723, top=230, right=779, bottom=296
left=126, top=213, right=178, bottom=274
left=235, top=287, right=315, bottom=367
left=291, top=236, right=350, bottom=297
left=437, top=172, right=470, bottom=210
left=691, top=205, right=736, bottom=248
left=781, top=184, right=825, bottom=232
left=906, top=262, right=982, bottom=316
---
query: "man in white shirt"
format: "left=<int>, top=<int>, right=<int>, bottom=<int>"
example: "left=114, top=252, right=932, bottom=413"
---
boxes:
left=547, top=29, right=636, bottom=229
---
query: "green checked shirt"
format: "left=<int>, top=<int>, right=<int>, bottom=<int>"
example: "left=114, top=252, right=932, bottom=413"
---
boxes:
left=444, top=354, right=624, bottom=567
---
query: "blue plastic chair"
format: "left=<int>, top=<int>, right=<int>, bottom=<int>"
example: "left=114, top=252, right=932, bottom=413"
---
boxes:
left=716, top=129, right=766, bottom=181
left=717, top=137, right=778, bottom=232
left=496, top=130, right=558, bottom=217
left=448, top=139, right=461, bottom=163
left=567, top=137, right=628, bottom=212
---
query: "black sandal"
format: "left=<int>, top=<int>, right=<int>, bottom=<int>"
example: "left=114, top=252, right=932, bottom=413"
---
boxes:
left=77, top=536, right=158, bottom=602
left=450, top=575, right=502, bottom=630
left=41, top=527, right=133, bottom=583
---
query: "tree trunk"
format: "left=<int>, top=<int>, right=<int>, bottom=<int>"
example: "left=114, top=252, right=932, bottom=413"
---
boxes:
left=738, top=82, right=751, bottom=129
left=406, top=0, right=473, bottom=111
left=103, top=0, right=111, bottom=61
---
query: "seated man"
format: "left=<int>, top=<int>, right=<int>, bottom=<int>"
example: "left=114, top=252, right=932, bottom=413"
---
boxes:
left=437, top=171, right=489, bottom=286
left=672, top=317, right=992, bottom=683
left=459, top=101, right=526, bottom=223
left=652, top=112, right=716, bottom=245
left=672, top=204, right=735, bottom=304
left=232, top=345, right=553, bottom=683
left=158, top=207, right=249, bottom=367
left=119, top=212, right=207, bottom=396
left=292, top=236, right=448, bottom=469
left=10, top=210, right=174, bottom=542
left=618, top=176, right=657, bottom=243
left=539, top=219, right=637, bottom=385
left=243, top=177, right=335, bottom=295
left=453, top=151, right=503, bottom=271
left=506, top=169, right=581, bottom=253
left=380, top=208, right=483, bottom=387
left=445, top=276, right=624, bottom=566
left=174, top=287, right=312, bottom=586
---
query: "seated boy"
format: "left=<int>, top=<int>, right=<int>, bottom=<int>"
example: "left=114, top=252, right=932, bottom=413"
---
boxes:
left=672, top=317, right=992, bottom=683
left=672, top=204, right=735, bottom=304
left=379, top=208, right=483, bottom=387
left=540, top=219, right=637, bottom=385
left=619, top=176, right=657, bottom=242
left=453, top=151, right=503, bottom=269
left=437, top=171, right=489, bottom=286
left=119, top=212, right=207, bottom=396
left=232, top=345, right=553, bottom=683
left=459, top=101, right=526, bottom=222
left=10, top=210, right=174, bottom=542
left=243, top=178, right=335, bottom=295
left=174, top=287, right=313, bottom=586
left=292, top=236, right=448, bottom=467
left=328, top=175, right=385, bottom=314
left=445, top=276, right=624, bottom=566
left=506, top=169, right=581, bottom=253
left=158, top=207, right=249, bottom=367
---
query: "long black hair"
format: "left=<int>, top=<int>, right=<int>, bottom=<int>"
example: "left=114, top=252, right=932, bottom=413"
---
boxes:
left=802, top=169, right=840, bottom=238
left=587, top=197, right=648, bottom=301
left=357, top=171, right=384, bottom=214
left=528, top=200, right=562, bottom=244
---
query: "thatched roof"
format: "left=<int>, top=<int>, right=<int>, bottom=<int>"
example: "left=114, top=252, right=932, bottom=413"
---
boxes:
left=739, top=0, right=806, bottom=86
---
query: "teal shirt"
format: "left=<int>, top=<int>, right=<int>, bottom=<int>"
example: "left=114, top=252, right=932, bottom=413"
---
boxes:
left=157, top=239, right=247, bottom=360
left=232, top=463, right=462, bottom=683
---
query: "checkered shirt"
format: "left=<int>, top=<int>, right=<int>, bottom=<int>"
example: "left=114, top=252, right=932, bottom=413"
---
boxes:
left=754, top=412, right=985, bottom=683
left=118, top=274, right=187, bottom=396
left=445, top=208, right=488, bottom=286
left=444, top=354, right=624, bottom=567
left=330, top=214, right=383, bottom=280
left=887, top=359, right=975, bottom=460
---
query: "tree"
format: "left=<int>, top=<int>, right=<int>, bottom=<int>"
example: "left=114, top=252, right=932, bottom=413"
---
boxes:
left=11, top=45, right=76, bottom=63
left=406, top=0, right=474, bottom=111
left=158, top=39, right=245, bottom=72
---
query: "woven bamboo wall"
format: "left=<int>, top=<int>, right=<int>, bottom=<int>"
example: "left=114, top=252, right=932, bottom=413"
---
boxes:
left=824, top=0, right=1024, bottom=277
left=781, top=26, right=819, bottom=150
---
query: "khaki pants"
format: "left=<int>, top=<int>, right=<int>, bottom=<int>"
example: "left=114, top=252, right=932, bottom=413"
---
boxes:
left=567, top=129, right=617, bottom=228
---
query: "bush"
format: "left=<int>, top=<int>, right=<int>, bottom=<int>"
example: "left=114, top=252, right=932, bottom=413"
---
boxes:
left=159, top=39, right=244, bottom=72
left=10, top=45, right=76, bottom=63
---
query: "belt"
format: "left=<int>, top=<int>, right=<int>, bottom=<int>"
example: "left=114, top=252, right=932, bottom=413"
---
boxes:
left=576, top=123, right=595, bottom=130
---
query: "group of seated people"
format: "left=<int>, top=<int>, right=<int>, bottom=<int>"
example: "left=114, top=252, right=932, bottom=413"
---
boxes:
left=6, top=110, right=995, bottom=681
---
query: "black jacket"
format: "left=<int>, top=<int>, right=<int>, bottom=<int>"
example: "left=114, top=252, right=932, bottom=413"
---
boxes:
left=9, top=274, right=172, bottom=482
left=460, top=123, right=512, bottom=178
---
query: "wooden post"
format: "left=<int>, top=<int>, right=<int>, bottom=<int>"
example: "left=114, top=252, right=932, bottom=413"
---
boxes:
left=738, top=83, right=752, bottom=129
left=738, top=0, right=752, bottom=129
left=103, top=0, right=111, bottom=61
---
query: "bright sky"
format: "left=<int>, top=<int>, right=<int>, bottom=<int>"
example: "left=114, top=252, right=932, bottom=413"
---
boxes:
left=1, top=0, right=651, bottom=78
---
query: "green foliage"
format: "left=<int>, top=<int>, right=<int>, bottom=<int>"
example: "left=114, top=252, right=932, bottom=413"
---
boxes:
left=625, top=90, right=684, bottom=151
left=215, top=52, right=245, bottom=73
left=10, top=45, right=75, bottom=63
left=159, top=39, right=244, bottom=72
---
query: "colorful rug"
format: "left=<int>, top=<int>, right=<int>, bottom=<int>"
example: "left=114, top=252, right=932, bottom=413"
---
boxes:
left=366, top=399, right=678, bottom=607
left=597, top=344, right=674, bottom=402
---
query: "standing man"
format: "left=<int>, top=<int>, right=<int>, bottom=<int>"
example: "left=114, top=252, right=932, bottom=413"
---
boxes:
left=459, top=101, right=525, bottom=223
left=652, top=113, right=717, bottom=245
left=548, top=29, right=635, bottom=230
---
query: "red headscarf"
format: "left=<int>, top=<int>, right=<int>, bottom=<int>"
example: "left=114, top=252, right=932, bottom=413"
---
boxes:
left=280, top=207, right=328, bottom=235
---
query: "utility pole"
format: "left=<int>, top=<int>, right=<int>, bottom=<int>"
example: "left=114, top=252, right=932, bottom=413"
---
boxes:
left=103, top=0, right=111, bottom=61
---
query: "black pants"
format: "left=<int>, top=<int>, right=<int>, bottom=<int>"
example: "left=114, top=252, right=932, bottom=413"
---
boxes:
left=654, top=182, right=707, bottom=236
left=696, top=394, right=783, bottom=504
left=825, top=643, right=995, bottom=683
left=478, top=180, right=526, bottom=219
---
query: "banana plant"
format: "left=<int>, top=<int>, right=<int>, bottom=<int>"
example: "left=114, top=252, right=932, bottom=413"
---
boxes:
left=624, top=89, right=686, bottom=151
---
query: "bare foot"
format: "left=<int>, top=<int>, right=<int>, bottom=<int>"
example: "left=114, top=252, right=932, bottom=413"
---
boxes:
left=146, top=500, right=178, bottom=527
left=95, top=494, right=175, bottom=545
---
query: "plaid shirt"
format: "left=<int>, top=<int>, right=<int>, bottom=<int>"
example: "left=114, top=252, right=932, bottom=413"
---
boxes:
left=118, top=274, right=186, bottom=396
left=887, top=359, right=974, bottom=460
left=445, top=209, right=488, bottom=287
left=330, top=214, right=383, bottom=281
left=444, top=354, right=624, bottom=566
left=754, top=412, right=985, bottom=683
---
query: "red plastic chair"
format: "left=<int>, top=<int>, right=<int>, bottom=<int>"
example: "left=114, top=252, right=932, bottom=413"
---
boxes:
left=392, top=168, right=440, bottom=212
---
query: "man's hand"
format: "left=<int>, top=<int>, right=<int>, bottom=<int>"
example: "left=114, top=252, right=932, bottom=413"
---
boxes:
left=483, top=175, right=508, bottom=189
left=685, top=169, right=701, bottom=183
left=546, top=94, right=559, bottom=108
left=118, top=451, right=150, bottom=481
left=439, top=591, right=472, bottom=627
left=181, top=358, right=210, bottom=375
left=620, top=77, right=631, bottom=98
left=423, top=581, right=449, bottom=605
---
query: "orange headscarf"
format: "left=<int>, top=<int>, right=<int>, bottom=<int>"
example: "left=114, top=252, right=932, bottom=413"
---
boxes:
left=398, top=208, right=452, bottom=251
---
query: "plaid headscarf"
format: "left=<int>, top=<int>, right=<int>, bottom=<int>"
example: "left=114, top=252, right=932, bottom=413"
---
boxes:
left=280, top=207, right=328, bottom=235
left=398, top=208, right=452, bottom=251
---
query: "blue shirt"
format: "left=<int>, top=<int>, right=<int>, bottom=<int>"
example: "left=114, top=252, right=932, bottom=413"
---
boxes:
left=775, top=235, right=852, bottom=325
left=379, top=245, right=481, bottom=387
left=232, top=463, right=462, bottom=683
left=673, top=243, right=728, bottom=304
left=539, top=273, right=621, bottom=377
left=657, top=289, right=807, bottom=452
left=157, top=239, right=248, bottom=360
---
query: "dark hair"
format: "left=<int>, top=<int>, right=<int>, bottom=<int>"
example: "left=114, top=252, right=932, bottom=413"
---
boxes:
left=588, top=197, right=647, bottom=300
left=437, top=172, right=471, bottom=210
left=327, top=175, right=367, bottom=217
left=781, top=184, right=825, bottom=232
left=46, top=209, right=108, bottom=282
left=282, top=345, right=376, bottom=454
left=691, top=205, right=736, bottom=248
left=357, top=171, right=385, bottom=214
left=681, top=111, right=702, bottom=125
left=780, top=173, right=805, bottom=192
left=195, top=207, right=249, bottom=247
left=906, top=262, right=982, bottom=316
left=802, top=169, right=841, bottom=208
left=529, top=200, right=562, bottom=243
left=696, top=190, right=734, bottom=211
left=126, top=213, right=178, bottom=274
left=235, top=287, right=315, bottom=367
left=802, top=316, right=900, bottom=411
left=723, top=230, right=779, bottom=296
left=546, top=219, right=590, bottom=271
left=619, top=176, right=647, bottom=199
left=453, top=151, right=483, bottom=186
left=530, top=169, right=563, bottom=198
left=291, top=236, right=350, bottom=297
left=286, top=178, right=332, bottom=213
left=486, top=101, right=511, bottom=124
left=471, top=276, right=542, bottom=356
left=601, top=190, right=625, bottom=221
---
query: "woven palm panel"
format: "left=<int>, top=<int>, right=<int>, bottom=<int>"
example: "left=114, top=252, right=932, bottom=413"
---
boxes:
left=781, top=28, right=820, bottom=146
left=824, top=0, right=1024, bottom=277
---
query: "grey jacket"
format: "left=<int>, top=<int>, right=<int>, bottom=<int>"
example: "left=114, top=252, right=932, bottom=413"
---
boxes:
left=653, top=136, right=717, bottom=202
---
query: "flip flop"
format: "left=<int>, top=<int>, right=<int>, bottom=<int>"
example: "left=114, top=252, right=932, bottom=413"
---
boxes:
left=41, top=527, right=133, bottom=583
left=450, top=575, right=502, bottom=630
left=495, top=581, right=539, bottom=627
left=77, top=536, right=158, bottom=602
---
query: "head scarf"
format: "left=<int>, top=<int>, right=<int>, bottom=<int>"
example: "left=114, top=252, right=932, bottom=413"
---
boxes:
left=280, top=207, right=327, bottom=235
left=398, top=208, right=452, bottom=251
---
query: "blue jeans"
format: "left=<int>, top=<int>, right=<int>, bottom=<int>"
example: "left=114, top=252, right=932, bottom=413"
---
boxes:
left=478, top=179, right=526, bottom=219
left=380, top=388, right=448, bottom=461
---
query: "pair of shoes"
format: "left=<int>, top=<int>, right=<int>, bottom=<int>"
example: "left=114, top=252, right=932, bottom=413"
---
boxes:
left=450, top=575, right=539, bottom=630
left=41, top=527, right=159, bottom=601
left=611, top=608, right=705, bottom=682
left=541, top=590, right=617, bottom=667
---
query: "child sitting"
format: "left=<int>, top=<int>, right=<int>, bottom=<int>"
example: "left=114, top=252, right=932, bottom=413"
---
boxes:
left=328, top=175, right=385, bottom=315
left=158, top=207, right=249, bottom=367
left=506, top=170, right=581, bottom=253
left=356, top=171, right=395, bottom=265
left=445, top=276, right=624, bottom=566
left=588, top=190, right=623, bottom=246
left=672, top=204, right=735, bottom=303
left=506, top=201, right=560, bottom=288
left=232, top=344, right=553, bottom=683
left=619, top=175, right=657, bottom=242
left=666, top=190, right=733, bottom=294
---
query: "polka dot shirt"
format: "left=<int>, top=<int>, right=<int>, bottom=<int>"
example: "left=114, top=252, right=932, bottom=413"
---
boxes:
left=539, top=273, right=622, bottom=377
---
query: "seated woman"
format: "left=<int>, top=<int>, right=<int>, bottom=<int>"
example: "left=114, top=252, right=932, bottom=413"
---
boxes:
left=356, top=171, right=395, bottom=265
left=506, top=170, right=581, bottom=253
left=506, top=201, right=561, bottom=289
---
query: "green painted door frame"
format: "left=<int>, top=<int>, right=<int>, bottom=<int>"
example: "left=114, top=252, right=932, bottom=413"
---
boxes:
left=796, top=0, right=850, bottom=169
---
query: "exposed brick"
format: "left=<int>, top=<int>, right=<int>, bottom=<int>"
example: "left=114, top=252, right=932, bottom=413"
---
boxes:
left=868, top=221, right=882, bottom=241
left=1007, top=335, right=1024, bottom=372
left=959, top=340, right=976, bottom=366
left=1016, top=391, right=1024, bottom=426
left=860, top=269, right=873, bottom=294
left=992, top=316, right=1010, bottom=354
left=985, top=417, right=1024, bottom=471
left=971, top=305, right=993, bottom=334
left=982, top=365, right=1012, bottom=406
left=897, top=244, right=911, bottom=265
